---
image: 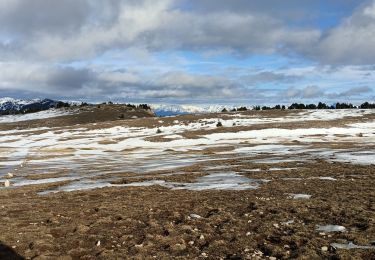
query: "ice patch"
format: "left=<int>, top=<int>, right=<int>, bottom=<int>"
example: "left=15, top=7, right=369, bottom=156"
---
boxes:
left=123, top=173, right=261, bottom=191
left=12, top=176, right=81, bottom=187
left=315, top=177, right=337, bottom=181
left=289, top=194, right=311, bottom=199
left=316, top=225, right=346, bottom=232
left=333, top=151, right=375, bottom=165
left=175, top=173, right=259, bottom=191
left=331, top=242, right=375, bottom=250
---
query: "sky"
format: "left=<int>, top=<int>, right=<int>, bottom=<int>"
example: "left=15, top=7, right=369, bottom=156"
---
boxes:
left=0, top=0, right=375, bottom=105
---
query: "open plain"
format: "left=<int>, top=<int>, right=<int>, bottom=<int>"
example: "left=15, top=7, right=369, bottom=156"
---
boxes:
left=0, top=108, right=375, bottom=259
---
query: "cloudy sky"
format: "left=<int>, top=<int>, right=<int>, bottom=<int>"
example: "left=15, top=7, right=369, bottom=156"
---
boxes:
left=0, top=0, right=375, bottom=104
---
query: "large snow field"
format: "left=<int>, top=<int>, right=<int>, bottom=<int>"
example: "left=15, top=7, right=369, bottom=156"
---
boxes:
left=0, top=109, right=374, bottom=193
left=0, top=109, right=75, bottom=123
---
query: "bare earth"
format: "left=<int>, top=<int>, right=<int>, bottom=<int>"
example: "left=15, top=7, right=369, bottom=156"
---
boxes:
left=0, top=108, right=374, bottom=259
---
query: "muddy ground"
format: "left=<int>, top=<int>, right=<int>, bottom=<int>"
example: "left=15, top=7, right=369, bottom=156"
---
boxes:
left=0, top=109, right=374, bottom=259
left=0, top=161, right=374, bottom=259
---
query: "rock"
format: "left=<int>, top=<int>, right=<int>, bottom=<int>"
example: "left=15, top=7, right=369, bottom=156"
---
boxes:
left=96, top=240, right=101, bottom=247
left=199, top=235, right=205, bottom=240
left=7, top=173, right=13, bottom=178
left=269, top=257, right=277, bottom=260
left=321, top=246, right=328, bottom=252
left=4, top=180, right=10, bottom=187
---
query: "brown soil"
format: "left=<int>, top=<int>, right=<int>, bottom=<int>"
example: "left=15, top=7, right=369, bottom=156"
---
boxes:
left=0, top=109, right=374, bottom=259
left=0, top=160, right=374, bottom=260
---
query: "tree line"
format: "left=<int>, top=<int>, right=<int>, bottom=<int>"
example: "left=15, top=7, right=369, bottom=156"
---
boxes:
left=223, top=102, right=375, bottom=112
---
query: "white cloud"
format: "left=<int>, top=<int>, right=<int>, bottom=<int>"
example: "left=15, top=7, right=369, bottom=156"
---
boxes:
left=312, top=0, right=375, bottom=65
left=0, top=0, right=374, bottom=102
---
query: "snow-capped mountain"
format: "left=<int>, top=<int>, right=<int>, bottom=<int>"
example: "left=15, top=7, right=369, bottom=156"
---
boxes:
left=151, top=104, right=251, bottom=116
left=0, top=97, right=69, bottom=115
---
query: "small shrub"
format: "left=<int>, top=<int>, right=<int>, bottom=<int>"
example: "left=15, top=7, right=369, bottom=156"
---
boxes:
left=216, top=121, right=223, bottom=127
left=156, top=128, right=162, bottom=134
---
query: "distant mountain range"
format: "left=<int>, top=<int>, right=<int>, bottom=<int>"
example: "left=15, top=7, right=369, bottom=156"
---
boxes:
left=0, top=97, right=70, bottom=115
left=151, top=104, right=240, bottom=116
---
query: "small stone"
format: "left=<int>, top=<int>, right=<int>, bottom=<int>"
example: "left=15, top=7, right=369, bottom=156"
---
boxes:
left=246, top=232, right=251, bottom=236
left=321, top=246, right=328, bottom=252
left=199, top=235, right=205, bottom=240
left=188, top=241, right=194, bottom=246
left=4, top=180, right=10, bottom=187
left=273, top=223, right=279, bottom=229
left=201, top=252, right=208, bottom=257
left=7, top=173, right=14, bottom=178
left=269, top=257, right=277, bottom=260
left=96, top=240, right=101, bottom=247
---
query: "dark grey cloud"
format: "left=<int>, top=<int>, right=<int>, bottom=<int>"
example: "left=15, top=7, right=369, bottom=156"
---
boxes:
left=281, top=85, right=374, bottom=102
left=0, top=0, right=321, bottom=61
left=0, top=0, right=372, bottom=65
left=327, top=86, right=373, bottom=98
left=0, top=0, right=374, bottom=102
left=0, top=0, right=91, bottom=36
left=46, top=67, right=96, bottom=91
left=241, top=71, right=301, bottom=85
left=282, top=86, right=325, bottom=99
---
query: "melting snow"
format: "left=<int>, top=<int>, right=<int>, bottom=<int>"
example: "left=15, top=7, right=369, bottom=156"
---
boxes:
left=331, top=242, right=375, bottom=250
left=0, top=109, right=75, bottom=123
left=0, top=110, right=374, bottom=193
left=316, top=225, right=346, bottom=232
left=289, top=194, right=312, bottom=199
